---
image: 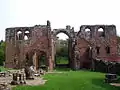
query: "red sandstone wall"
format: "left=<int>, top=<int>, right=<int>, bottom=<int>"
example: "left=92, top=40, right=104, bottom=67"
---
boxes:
left=76, top=38, right=91, bottom=68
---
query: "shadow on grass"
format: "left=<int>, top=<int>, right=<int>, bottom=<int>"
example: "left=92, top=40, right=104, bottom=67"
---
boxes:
left=91, top=78, right=120, bottom=90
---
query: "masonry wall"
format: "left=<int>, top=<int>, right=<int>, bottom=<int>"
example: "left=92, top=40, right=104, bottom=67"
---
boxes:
left=5, top=23, right=118, bottom=70
left=5, top=21, right=53, bottom=70
left=75, top=25, right=117, bottom=69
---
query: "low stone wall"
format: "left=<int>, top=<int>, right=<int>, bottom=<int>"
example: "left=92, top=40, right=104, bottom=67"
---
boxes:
left=93, top=59, right=120, bottom=75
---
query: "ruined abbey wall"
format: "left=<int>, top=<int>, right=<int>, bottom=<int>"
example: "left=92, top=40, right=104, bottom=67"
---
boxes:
left=75, top=25, right=117, bottom=69
left=5, top=21, right=118, bottom=70
left=5, top=21, right=53, bottom=70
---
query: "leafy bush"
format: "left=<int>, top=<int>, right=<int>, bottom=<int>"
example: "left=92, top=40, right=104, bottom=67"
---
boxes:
left=0, top=40, right=5, bottom=66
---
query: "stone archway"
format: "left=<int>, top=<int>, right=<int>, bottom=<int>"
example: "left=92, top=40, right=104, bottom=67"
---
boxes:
left=52, top=26, right=75, bottom=68
left=25, top=49, right=47, bottom=71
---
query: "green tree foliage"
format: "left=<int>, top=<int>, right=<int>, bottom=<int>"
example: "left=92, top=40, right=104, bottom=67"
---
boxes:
left=56, top=39, right=68, bottom=64
left=56, top=40, right=68, bottom=57
left=0, top=40, right=5, bottom=65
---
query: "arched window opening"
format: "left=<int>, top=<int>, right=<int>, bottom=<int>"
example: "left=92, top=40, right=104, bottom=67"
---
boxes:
left=106, top=46, right=110, bottom=54
left=13, top=58, right=16, bottom=63
left=98, top=28, right=105, bottom=37
left=85, top=28, right=91, bottom=39
left=17, top=31, right=22, bottom=34
left=25, top=30, right=30, bottom=34
left=85, top=28, right=91, bottom=32
left=96, top=47, right=100, bottom=55
left=56, top=33, right=69, bottom=40
left=24, top=35, right=29, bottom=40
left=17, top=31, right=22, bottom=40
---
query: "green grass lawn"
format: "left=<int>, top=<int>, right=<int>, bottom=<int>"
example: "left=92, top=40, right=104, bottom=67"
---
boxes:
left=12, top=70, right=120, bottom=90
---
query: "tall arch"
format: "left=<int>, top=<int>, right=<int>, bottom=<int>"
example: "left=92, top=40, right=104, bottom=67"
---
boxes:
left=53, top=29, right=72, bottom=39
left=52, top=27, right=75, bottom=68
left=17, top=30, right=23, bottom=40
left=98, top=27, right=105, bottom=37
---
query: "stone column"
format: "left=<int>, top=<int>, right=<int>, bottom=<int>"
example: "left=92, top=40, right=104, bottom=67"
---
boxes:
left=11, top=73, right=18, bottom=85
left=49, top=56, right=53, bottom=71
left=19, top=74, right=22, bottom=84
left=32, top=52, right=38, bottom=71
left=51, top=38, right=55, bottom=68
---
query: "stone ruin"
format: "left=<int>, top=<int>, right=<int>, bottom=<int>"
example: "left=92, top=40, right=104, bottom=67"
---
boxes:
left=0, top=67, right=45, bottom=89
left=11, top=72, right=26, bottom=85
left=5, top=20, right=119, bottom=71
left=0, top=83, right=10, bottom=90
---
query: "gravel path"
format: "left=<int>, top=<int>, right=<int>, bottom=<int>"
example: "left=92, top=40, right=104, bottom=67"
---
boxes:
left=25, top=77, right=47, bottom=86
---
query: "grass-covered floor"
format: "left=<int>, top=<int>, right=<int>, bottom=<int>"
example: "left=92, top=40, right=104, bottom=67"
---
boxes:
left=0, top=66, right=9, bottom=71
left=12, top=69, right=120, bottom=90
left=0, top=66, right=14, bottom=72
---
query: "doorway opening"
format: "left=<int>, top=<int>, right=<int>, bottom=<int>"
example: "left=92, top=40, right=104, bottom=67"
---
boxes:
left=55, top=32, right=70, bottom=68
left=38, top=52, right=46, bottom=70
left=26, top=50, right=47, bottom=71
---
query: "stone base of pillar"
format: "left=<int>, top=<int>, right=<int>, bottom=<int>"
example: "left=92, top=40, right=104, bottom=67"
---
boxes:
left=11, top=73, right=26, bottom=85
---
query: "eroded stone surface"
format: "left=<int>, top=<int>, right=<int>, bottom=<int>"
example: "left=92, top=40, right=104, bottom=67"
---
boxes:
left=5, top=21, right=118, bottom=70
left=0, top=70, right=46, bottom=89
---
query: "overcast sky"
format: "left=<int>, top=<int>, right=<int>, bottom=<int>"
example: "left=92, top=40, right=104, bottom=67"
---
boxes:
left=0, top=0, right=120, bottom=40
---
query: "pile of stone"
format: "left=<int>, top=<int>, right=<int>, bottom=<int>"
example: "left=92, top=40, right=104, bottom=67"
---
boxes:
left=0, top=72, right=6, bottom=77
left=3, top=66, right=47, bottom=86
left=11, top=73, right=26, bottom=85
left=39, top=69, right=46, bottom=75
left=0, top=71, right=13, bottom=77
left=105, top=73, right=117, bottom=83
left=0, top=82, right=10, bottom=90
left=34, top=73, right=40, bottom=77
left=34, top=69, right=46, bottom=77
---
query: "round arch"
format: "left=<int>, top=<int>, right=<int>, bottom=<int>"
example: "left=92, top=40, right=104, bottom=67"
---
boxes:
left=53, top=29, right=72, bottom=39
left=25, top=49, right=47, bottom=70
left=52, top=29, right=74, bottom=68
left=77, top=26, right=92, bottom=37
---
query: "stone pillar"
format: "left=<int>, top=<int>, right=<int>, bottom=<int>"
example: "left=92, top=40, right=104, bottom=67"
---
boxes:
left=11, top=73, right=18, bottom=85
left=51, top=38, right=55, bottom=68
left=22, top=73, right=26, bottom=84
left=32, top=52, right=38, bottom=71
left=19, top=74, right=22, bottom=84
left=13, top=73, right=18, bottom=81
left=49, top=56, right=53, bottom=71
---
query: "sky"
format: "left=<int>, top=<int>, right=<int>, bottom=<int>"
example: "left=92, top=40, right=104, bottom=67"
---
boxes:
left=0, top=0, right=120, bottom=40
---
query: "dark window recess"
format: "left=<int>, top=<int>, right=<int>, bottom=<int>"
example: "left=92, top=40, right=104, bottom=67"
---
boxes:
left=98, top=28, right=105, bottom=37
left=101, top=32, right=105, bottom=37
left=18, top=34, right=22, bottom=40
left=14, top=59, right=16, bottom=63
left=106, top=46, right=110, bottom=54
left=85, top=28, right=91, bottom=38
left=96, top=47, right=100, bottom=55
left=17, top=31, right=22, bottom=40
